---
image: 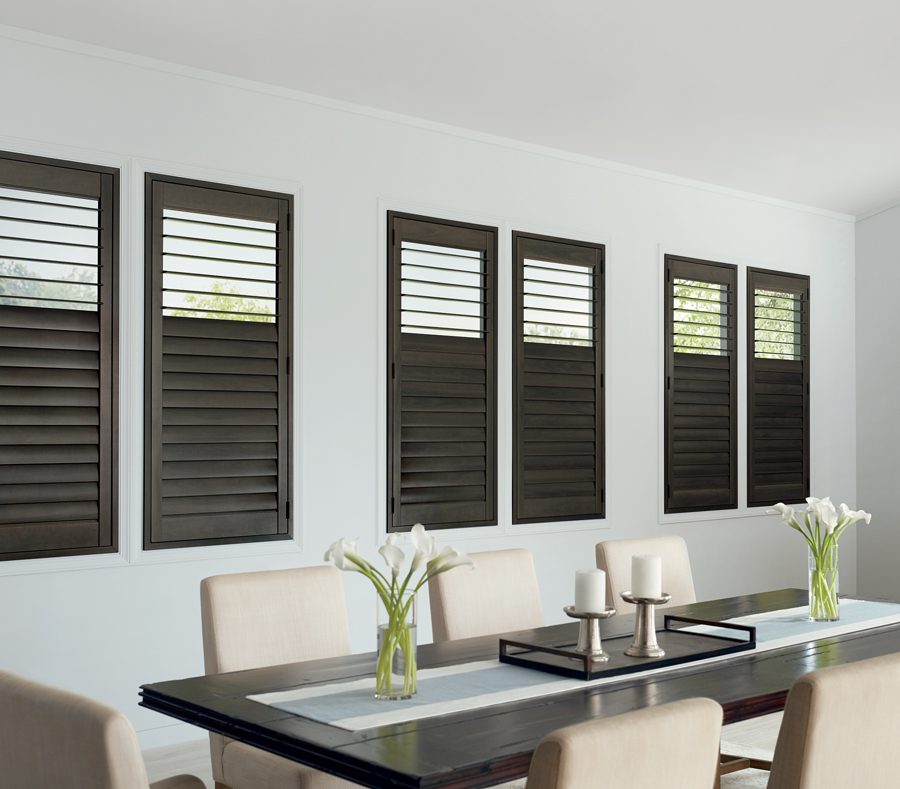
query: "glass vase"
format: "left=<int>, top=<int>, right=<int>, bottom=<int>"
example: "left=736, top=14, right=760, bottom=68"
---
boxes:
left=375, top=591, right=417, bottom=700
left=808, top=544, right=839, bottom=622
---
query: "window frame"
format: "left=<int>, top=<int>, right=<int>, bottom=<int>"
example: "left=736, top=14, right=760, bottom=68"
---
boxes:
left=746, top=266, right=810, bottom=508
left=143, top=172, right=293, bottom=550
left=0, top=150, right=119, bottom=561
left=386, top=211, right=498, bottom=533
left=664, top=254, right=738, bottom=514
left=512, top=231, right=605, bottom=525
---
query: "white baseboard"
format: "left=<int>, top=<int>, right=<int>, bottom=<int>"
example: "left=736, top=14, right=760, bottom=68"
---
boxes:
left=138, top=722, right=207, bottom=751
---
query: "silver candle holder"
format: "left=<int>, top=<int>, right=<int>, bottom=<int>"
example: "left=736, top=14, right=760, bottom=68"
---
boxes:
left=620, top=591, right=672, bottom=658
left=563, top=605, right=616, bottom=661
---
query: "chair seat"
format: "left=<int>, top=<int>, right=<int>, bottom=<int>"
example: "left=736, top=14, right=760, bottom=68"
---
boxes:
left=150, top=776, right=208, bottom=789
left=222, top=740, right=356, bottom=789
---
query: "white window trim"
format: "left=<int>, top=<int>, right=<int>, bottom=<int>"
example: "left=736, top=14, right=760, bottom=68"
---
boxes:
left=376, top=197, right=613, bottom=545
left=128, top=158, right=304, bottom=565
left=656, top=244, right=815, bottom=525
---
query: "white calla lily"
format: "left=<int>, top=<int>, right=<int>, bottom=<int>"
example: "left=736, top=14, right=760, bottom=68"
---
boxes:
left=816, top=497, right=839, bottom=533
left=378, top=533, right=405, bottom=578
left=839, top=503, right=872, bottom=526
left=427, top=545, right=475, bottom=575
left=410, top=523, right=438, bottom=571
left=323, top=537, right=364, bottom=572
left=806, top=496, right=838, bottom=533
left=768, top=502, right=797, bottom=528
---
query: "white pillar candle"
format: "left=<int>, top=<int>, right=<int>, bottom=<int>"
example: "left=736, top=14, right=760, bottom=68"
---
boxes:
left=575, top=569, right=606, bottom=613
left=631, top=554, right=662, bottom=599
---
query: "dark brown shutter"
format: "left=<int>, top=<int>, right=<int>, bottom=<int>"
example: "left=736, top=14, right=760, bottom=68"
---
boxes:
left=664, top=255, right=737, bottom=513
left=512, top=232, right=604, bottom=523
left=387, top=212, right=497, bottom=531
left=144, top=174, right=292, bottom=548
left=0, top=151, right=118, bottom=560
left=747, top=268, right=810, bottom=507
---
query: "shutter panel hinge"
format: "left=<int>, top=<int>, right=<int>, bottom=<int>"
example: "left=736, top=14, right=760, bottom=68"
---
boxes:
left=391, top=496, right=395, bottom=514
left=600, top=372, right=605, bottom=389
left=666, top=483, right=671, bottom=499
left=286, top=356, right=291, bottom=375
left=286, top=213, right=292, bottom=231
left=391, top=228, right=396, bottom=246
left=285, top=501, right=291, bottom=519
left=391, top=362, right=396, bottom=379
left=667, top=375, right=671, bottom=390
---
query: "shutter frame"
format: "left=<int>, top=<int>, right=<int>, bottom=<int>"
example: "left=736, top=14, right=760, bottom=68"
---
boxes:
left=387, top=212, right=498, bottom=532
left=664, top=254, right=738, bottom=513
left=143, top=173, right=292, bottom=549
left=747, top=267, right=810, bottom=508
left=512, top=231, right=605, bottom=524
left=0, top=151, right=118, bottom=561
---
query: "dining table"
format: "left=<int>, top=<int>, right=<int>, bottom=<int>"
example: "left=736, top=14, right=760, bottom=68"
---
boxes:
left=139, top=588, right=900, bottom=789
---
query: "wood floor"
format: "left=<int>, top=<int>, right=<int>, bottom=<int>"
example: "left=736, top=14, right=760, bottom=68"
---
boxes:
left=143, top=713, right=782, bottom=788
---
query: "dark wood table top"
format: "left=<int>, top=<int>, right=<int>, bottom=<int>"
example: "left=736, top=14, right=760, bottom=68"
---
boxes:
left=140, top=589, right=900, bottom=789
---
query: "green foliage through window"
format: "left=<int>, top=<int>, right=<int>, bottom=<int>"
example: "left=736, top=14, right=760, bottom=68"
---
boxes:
left=672, top=278, right=728, bottom=355
left=0, top=259, right=97, bottom=310
left=754, top=289, right=801, bottom=359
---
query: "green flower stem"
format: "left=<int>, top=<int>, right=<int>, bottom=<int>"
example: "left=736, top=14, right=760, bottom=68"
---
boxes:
left=375, top=596, right=417, bottom=698
left=809, top=542, right=839, bottom=621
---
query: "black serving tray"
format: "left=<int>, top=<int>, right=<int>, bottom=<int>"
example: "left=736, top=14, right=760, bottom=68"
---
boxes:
left=499, top=615, right=756, bottom=680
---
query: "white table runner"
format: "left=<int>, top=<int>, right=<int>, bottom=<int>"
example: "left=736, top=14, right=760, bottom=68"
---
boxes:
left=249, top=599, right=900, bottom=731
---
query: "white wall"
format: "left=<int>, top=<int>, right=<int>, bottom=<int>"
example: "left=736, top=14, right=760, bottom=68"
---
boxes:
left=0, top=30, right=857, bottom=748
left=856, top=205, right=900, bottom=599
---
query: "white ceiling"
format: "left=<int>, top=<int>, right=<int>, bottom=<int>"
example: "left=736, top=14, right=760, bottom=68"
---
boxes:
left=3, top=0, right=900, bottom=216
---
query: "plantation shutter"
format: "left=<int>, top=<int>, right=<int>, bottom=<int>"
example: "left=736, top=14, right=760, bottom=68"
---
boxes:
left=512, top=233, right=604, bottom=523
left=144, top=174, right=292, bottom=549
left=747, top=268, right=810, bottom=507
left=387, top=212, right=497, bottom=531
left=664, top=255, right=737, bottom=513
left=0, top=152, right=118, bottom=560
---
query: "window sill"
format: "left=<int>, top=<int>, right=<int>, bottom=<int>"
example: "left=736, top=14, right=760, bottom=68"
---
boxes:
left=0, top=550, right=130, bottom=578
left=658, top=505, right=775, bottom=526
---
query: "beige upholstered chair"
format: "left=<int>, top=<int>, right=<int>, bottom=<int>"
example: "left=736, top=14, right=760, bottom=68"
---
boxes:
left=0, top=669, right=204, bottom=789
left=429, top=548, right=544, bottom=641
left=201, top=565, right=356, bottom=789
left=595, top=535, right=696, bottom=608
left=526, top=698, right=723, bottom=789
left=764, top=652, right=900, bottom=789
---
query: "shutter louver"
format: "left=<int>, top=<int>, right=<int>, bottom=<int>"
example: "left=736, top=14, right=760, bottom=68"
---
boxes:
left=0, top=153, right=117, bottom=560
left=664, top=255, right=737, bottom=513
left=513, top=233, right=604, bottom=523
left=145, top=175, right=292, bottom=549
left=388, top=213, right=497, bottom=531
left=747, top=268, right=810, bottom=507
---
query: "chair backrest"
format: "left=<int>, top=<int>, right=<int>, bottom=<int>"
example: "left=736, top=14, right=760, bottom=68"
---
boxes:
left=201, top=565, right=352, bottom=783
left=0, top=670, right=150, bottom=789
left=428, top=548, right=543, bottom=641
left=526, top=698, right=722, bottom=789
left=595, top=535, right=696, bottom=608
left=201, top=564, right=352, bottom=674
left=767, top=652, right=900, bottom=789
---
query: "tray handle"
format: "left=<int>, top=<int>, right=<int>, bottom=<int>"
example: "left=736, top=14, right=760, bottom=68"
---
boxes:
left=663, top=614, right=757, bottom=646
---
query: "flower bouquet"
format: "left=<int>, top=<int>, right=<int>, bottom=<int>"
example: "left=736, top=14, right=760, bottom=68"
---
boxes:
left=770, top=497, right=870, bottom=621
left=324, top=524, right=473, bottom=699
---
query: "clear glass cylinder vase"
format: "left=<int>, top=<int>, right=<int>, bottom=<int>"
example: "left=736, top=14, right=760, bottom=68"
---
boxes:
left=375, top=591, right=417, bottom=700
left=809, top=544, right=840, bottom=622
